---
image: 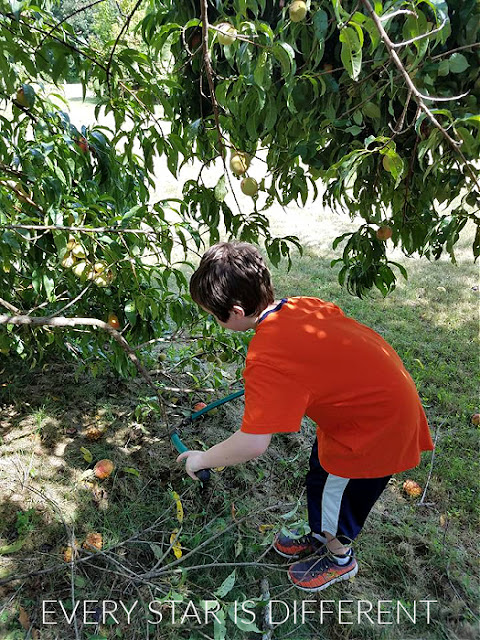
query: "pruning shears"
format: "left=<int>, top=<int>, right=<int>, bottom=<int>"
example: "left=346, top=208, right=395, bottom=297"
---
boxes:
left=171, top=389, right=245, bottom=483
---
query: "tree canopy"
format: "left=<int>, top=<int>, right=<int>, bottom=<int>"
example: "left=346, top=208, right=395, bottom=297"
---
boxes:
left=0, top=0, right=479, bottom=372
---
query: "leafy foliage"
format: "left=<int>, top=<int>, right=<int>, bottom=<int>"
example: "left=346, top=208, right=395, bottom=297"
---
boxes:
left=0, top=0, right=479, bottom=371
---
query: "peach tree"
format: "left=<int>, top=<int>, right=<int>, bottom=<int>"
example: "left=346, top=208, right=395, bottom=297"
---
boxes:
left=0, top=0, right=479, bottom=373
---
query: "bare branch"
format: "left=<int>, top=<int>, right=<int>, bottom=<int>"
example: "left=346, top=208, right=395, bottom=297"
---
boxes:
left=430, top=42, right=480, bottom=61
left=0, top=297, right=20, bottom=314
left=360, top=0, right=480, bottom=199
left=379, top=10, right=417, bottom=21
left=105, top=0, right=143, bottom=90
left=418, top=418, right=447, bottom=505
left=0, top=181, right=40, bottom=208
left=0, top=314, right=170, bottom=431
left=359, top=0, right=460, bottom=149
left=35, top=0, right=107, bottom=50
left=417, top=90, right=469, bottom=103
left=199, top=0, right=224, bottom=156
left=391, top=89, right=412, bottom=134
left=0, top=224, right=158, bottom=235
left=46, top=283, right=93, bottom=319
left=390, top=19, right=448, bottom=48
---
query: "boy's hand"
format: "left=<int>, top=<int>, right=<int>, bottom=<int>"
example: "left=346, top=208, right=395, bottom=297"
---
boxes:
left=176, top=450, right=206, bottom=481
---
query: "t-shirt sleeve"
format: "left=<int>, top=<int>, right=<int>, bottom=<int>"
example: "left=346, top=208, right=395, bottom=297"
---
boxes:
left=240, top=362, right=310, bottom=434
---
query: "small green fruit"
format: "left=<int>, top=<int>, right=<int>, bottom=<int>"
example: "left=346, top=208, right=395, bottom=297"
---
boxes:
left=71, top=243, right=86, bottom=259
left=94, top=261, right=107, bottom=274
left=230, top=152, right=249, bottom=175
left=241, top=177, right=258, bottom=197
left=289, top=0, right=307, bottom=22
left=382, top=155, right=392, bottom=172
left=61, top=254, right=76, bottom=269
left=217, top=22, right=237, bottom=45
left=94, top=275, right=109, bottom=287
left=72, top=260, right=88, bottom=278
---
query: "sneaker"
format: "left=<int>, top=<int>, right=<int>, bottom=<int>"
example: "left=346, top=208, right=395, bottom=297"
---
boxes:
left=288, top=550, right=358, bottom=591
left=273, top=531, right=325, bottom=559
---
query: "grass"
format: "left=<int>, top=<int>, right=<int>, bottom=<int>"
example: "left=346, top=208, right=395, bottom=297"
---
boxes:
left=1, top=236, right=479, bottom=640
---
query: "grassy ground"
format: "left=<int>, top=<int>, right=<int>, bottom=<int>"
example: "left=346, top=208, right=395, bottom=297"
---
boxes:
left=1, top=87, right=479, bottom=640
left=1, top=231, right=479, bottom=640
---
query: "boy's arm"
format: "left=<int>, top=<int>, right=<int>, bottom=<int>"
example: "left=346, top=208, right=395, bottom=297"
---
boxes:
left=177, top=430, right=272, bottom=480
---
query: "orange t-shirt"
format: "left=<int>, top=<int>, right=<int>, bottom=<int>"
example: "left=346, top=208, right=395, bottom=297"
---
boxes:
left=240, top=297, right=433, bottom=478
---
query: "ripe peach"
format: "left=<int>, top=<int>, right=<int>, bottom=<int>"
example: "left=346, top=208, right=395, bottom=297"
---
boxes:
left=471, top=413, right=480, bottom=426
left=402, top=479, right=422, bottom=498
left=193, top=402, right=207, bottom=412
left=94, top=459, right=114, bottom=480
left=376, top=226, right=393, bottom=241
left=83, top=532, right=103, bottom=551
left=107, top=313, right=120, bottom=329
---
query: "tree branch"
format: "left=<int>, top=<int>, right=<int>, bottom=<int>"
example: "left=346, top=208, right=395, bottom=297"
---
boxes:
left=430, top=42, right=480, bottom=61
left=35, top=0, right=107, bottom=50
left=105, top=0, right=144, bottom=90
left=199, top=0, right=224, bottom=156
left=0, top=297, right=20, bottom=314
left=0, top=314, right=170, bottom=430
left=360, top=0, right=461, bottom=148
left=0, top=224, right=158, bottom=235
left=360, top=0, right=480, bottom=197
left=390, top=19, right=448, bottom=48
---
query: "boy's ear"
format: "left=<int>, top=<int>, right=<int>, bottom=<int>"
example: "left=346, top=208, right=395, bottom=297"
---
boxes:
left=230, top=305, right=246, bottom=318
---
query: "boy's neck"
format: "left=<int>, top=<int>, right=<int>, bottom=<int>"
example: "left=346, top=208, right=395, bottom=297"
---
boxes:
left=255, top=299, right=283, bottom=325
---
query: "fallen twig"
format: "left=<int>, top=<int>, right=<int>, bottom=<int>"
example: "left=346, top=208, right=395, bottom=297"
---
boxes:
left=418, top=417, right=447, bottom=506
left=261, top=578, right=274, bottom=640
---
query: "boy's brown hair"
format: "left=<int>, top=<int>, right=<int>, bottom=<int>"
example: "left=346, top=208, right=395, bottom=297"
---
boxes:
left=190, top=242, right=274, bottom=322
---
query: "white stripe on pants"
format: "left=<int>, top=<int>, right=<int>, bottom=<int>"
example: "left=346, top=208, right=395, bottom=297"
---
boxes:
left=321, top=474, right=350, bottom=536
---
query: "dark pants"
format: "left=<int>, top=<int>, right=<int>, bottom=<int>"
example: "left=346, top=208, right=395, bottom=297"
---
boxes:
left=306, top=439, right=391, bottom=545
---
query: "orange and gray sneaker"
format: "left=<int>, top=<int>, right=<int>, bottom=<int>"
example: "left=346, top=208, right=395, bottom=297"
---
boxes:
left=273, top=531, right=325, bottom=559
left=288, top=549, right=358, bottom=591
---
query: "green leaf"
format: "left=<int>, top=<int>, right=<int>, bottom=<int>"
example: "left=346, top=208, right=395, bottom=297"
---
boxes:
left=9, top=0, right=23, bottom=21
left=280, top=500, right=301, bottom=520
left=80, top=447, right=93, bottom=463
left=272, top=42, right=296, bottom=79
left=74, top=575, right=87, bottom=588
left=254, top=50, right=267, bottom=86
left=448, top=53, right=469, bottom=74
left=363, top=102, right=381, bottom=120
left=2, top=231, right=21, bottom=250
left=227, top=602, right=261, bottom=633
left=331, top=0, right=349, bottom=22
left=214, top=569, right=236, bottom=598
left=213, top=608, right=226, bottom=640
left=339, top=26, right=363, bottom=80
left=124, top=301, right=136, bottom=325
left=313, top=10, right=328, bottom=42
left=43, top=273, right=55, bottom=301
left=214, top=175, right=228, bottom=202
left=122, top=467, right=140, bottom=477
left=437, top=59, right=449, bottom=76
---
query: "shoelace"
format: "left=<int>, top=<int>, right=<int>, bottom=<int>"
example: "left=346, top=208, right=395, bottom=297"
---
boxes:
left=296, top=535, right=313, bottom=545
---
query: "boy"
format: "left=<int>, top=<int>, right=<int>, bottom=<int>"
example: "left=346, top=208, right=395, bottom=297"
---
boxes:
left=177, top=242, right=434, bottom=591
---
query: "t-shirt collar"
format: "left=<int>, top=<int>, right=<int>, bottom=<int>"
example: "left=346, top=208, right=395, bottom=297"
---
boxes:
left=256, top=298, right=288, bottom=326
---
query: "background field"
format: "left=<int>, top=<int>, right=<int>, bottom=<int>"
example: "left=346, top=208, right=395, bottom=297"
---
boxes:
left=0, top=87, right=479, bottom=640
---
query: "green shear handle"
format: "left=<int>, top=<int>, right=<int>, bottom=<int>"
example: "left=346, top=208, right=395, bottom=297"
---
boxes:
left=171, top=389, right=245, bottom=483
